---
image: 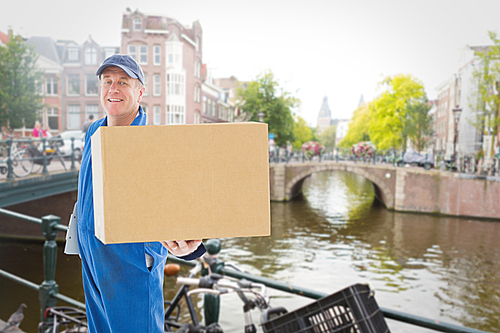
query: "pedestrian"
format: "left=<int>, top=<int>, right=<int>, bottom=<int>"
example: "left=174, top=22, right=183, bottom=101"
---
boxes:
left=69, top=54, right=206, bottom=333
left=42, top=124, right=52, bottom=138
left=33, top=121, right=42, bottom=138
left=82, top=114, right=94, bottom=134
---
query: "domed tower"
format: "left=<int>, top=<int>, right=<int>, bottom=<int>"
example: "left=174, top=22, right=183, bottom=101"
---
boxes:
left=317, top=96, right=332, bottom=135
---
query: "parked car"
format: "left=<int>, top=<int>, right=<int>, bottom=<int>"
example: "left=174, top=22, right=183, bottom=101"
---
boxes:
left=54, top=130, right=84, bottom=160
left=403, top=147, right=434, bottom=169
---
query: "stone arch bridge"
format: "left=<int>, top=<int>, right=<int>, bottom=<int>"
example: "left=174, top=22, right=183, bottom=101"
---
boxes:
left=269, top=161, right=500, bottom=220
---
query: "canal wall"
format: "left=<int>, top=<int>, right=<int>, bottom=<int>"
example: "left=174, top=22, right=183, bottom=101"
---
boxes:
left=0, top=191, right=76, bottom=240
left=270, top=162, right=500, bottom=220
left=394, top=168, right=500, bottom=219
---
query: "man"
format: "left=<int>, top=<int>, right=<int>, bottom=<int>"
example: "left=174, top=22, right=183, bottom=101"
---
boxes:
left=81, top=114, right=94, bottom=134
left=76, top=54, right=206, bottom=333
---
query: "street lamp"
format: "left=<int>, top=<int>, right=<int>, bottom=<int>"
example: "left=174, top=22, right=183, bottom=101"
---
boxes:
left=452, top=105, right=462, bottom=168
left=257, top=111, right=265, bottom=123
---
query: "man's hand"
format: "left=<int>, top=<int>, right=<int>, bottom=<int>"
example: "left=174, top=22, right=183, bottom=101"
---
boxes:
left=161, top=240, right=202, bottom=257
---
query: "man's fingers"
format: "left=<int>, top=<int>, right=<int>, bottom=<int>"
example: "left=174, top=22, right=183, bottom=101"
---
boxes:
left=164, top=241, right=178, bottom=249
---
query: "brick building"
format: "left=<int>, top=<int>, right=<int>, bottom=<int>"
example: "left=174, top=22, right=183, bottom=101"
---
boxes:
left=121, top=8, right=203, bottom=125
left=25, top=36, right=63, bottom=135
left=57, top=37, right=119, bottom=131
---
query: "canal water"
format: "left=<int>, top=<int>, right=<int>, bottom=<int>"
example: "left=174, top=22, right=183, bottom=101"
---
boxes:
left=1, top=170, right=499, bottom=332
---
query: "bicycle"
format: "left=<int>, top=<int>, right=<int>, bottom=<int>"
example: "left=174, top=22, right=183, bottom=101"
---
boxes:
left=0, top=138, right=34, bottom=178
left=164, top=254, right=390, bottom=333
left=27, top=138, right=68, bottom=174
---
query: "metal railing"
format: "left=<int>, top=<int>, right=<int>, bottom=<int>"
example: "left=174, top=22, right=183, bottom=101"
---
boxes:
left=0, top=208, right=85, bottom=326
left=269, top=147, right=497, bottom=177
left=0, top=208, right=491, bottom=332
left=0, top=137, right=80, bottom=180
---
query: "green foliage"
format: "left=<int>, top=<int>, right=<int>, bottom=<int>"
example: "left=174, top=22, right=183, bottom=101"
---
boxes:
left=470, top=31, right=500, bottom=143
left=369, top=74, right=426, bottom=150
left=338, top=102, right=371, bottom=148
left=407, top=101, right=433, bottom=151
left=236, top=71, right=298, bottom=146
left=318, top=124, right=336, bottom=149
left=0, top=31, right=44, bottom=130
left=292, top=116, right=314, bottom=149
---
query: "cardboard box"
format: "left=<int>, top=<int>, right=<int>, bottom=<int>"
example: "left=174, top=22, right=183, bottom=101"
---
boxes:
left=91, top=122, right=270, bottom=244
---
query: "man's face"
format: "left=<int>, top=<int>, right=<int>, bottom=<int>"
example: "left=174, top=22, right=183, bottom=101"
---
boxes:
left=100, top=66, right=145, bottom=120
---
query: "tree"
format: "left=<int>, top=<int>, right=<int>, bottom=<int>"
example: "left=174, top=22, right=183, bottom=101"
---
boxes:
left=318, top=124, right=336, bottom=150
left=470, top=31, right=500, bottom=156
left=0, top=31, right=44, bottom=131
left=338, top=102, right=371, bottom=148
left=369, top=74, right=426, bottom=150
left=292, top=116, right=314, bottom=149
left=236, top=71, right=298, bottom=146
left=407, top=101, right=433, bottom=151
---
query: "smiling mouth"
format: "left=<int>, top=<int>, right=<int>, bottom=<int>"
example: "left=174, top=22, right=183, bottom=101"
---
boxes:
left=108, top=99, right=123, bottom=102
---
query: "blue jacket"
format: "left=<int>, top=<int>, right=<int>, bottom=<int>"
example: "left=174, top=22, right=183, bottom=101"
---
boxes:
left=77, top=107, right=205, bottom=333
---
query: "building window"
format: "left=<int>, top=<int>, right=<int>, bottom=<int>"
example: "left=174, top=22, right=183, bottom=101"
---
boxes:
left=212, top=100, right=216, bottom=117
left=139, top=45, right=147, bottom=64
left=143, top=75, right=148, bottom=96
left=195, top=61, right=201, bottom=78
left=154, top=106, right=161, bottom=125
left=104, top=48, right=116, bottom=59
left=203, top=96, right=207, bottom=114
left=85, top=75, right=98, bottom=96
left=68, top=105, right=81, bottom=129
left=154, top=45, right=161, bottom=65
left=86, top=104, right=99, bottom=119
left=128, top=45, right=137, bottom=61
left=166, top=105, right=184, bottom=124
left=166, top=73, right=184, bottom=96
left=194, top=111, right=200, bottom=124
left=67, top=75, right=80, bottom=96
left=85, top=47, right=97, bottom=65
left=68, top=48, right=79, bottom=61
left=153, top=75, right=161, bottom=96
left=166, top=43, right=182, bottom=68
left=45, top=78, right=58, bottom=96
left=134, top=18, right=142, bottom=30
left=46, top=107, right=58, bottom=131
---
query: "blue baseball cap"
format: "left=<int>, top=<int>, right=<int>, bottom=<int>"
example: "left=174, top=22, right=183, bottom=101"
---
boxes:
left=96, top=54, right=145, bottom=85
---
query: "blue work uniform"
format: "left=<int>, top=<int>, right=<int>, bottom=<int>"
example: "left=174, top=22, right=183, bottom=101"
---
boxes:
left=77, top=107, right=206, bottom=333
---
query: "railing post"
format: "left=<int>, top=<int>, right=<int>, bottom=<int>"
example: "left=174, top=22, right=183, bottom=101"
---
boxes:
left=39, top=215, right=60, bottom=323
left=42, top=138, right=49, bottom=175
left=201, top=239, right=223, bottom=326
left=6, top=138, right=14, bottom=180
left=70, top=137, right=76, bottom=171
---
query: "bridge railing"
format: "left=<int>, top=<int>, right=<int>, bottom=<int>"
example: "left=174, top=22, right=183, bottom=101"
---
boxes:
left=0, top=208, right=491, bottom=332
left=269, top=147, right=499, bottom=176
left=0, top=137, right=80, bottom=180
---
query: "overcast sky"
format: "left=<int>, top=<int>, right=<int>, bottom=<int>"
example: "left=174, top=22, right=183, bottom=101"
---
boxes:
left=2, top=0, right=500, bottom=126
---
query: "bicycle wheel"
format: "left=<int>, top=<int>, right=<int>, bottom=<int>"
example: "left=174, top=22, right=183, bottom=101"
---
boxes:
left=12, top=149, right=34, bottom=178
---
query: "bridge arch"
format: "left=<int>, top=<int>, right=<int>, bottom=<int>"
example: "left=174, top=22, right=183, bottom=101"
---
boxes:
left=283, top=164, right=395, bottom=209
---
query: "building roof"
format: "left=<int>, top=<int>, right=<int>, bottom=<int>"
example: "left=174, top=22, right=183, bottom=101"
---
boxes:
left=358, top=94, right=364, bottom=107
left=318, top=96, right=331, bottom=118
left=0, top=30, right=9, bottom=45
left=25, top=36, right=60, bottom=64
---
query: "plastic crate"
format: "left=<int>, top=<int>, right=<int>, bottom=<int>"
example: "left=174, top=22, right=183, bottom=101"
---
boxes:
left=262, top=284, right=390, bottom=333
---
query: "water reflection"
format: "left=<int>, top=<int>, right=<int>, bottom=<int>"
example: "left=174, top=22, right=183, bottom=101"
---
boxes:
left=219, top=171, right=500, bottom=332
